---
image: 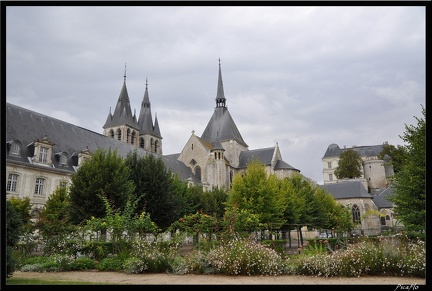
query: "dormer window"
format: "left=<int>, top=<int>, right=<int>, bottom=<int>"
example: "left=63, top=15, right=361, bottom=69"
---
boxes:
left=78, top=147, right=91, bottom=167
left=31, top=135, right=55, bottom=165
left=55, top=152, right=68, bottom=167
left=9, top=141, right=21, bottom=156
left=39, top=147, right=49, bottom=163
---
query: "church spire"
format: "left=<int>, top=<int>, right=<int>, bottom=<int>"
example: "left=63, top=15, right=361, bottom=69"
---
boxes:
left=124, top=62, right=127, bottom=82
left=216, top=58, right=226, bottom=108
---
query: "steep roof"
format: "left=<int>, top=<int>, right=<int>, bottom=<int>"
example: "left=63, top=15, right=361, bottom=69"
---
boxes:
left=6, top=103, right=194, bottom=182
left=137, top=79, right=161, bottom=138
left=200, top=60, right=248, bottom=147
left=321, top=181, right=372, bottom=199
left=103, top=74, right=139, bottom=130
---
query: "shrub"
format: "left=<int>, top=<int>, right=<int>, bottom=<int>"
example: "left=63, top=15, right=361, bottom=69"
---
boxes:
left=96, top=255, right=126, bottom=271
left=69, top=257, right=96, bottom=270
left=207, top=237, right=283, bottom=276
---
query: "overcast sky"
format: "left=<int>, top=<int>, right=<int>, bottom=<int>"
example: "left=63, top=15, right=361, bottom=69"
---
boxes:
left=5, top=5, right=426, bottom=184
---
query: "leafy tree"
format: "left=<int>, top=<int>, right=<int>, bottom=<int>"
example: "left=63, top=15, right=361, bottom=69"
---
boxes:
left=8, top=196, right=32, bottom=226
left=193, top=186, right=228, bottom=220
left=334, top=148, right=363, bottom=179
left=226, top=159, right=286, bottom=228
left=125, top=150, right=182, bottom=230
left=378, top=143, right=408, bottom=174
left=37, top=184, right=74, bottom=238
left=6, top=200, right=25, bottom=278
left=37, top=185, right=79, bottom=255
left=388, top=105, right=425, bottom=232
left=68, top=148, right=135, bottom=225
left=278, top=174, right=306, bottom=228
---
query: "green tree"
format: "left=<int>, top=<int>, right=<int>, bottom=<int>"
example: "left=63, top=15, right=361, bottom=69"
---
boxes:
left=378, top=143, right=408, bottom=174
left=388, top=105, right=425, bottom=232
left=8, top=196, right=32, bottom=226
left=6, top=200, right=25, bottom=277
left=226, top=159, right=286, bottom=228
left=193, top=186, right=228, bottom=220
left=68, top=148, right=135, bottom=225
left=125, top=150, right=183, bottom=230
left=334, top=148, right=363, bottom=179
left=278, top=174, right=305, bottom=226
left=37, top=185, right=74, bottom=238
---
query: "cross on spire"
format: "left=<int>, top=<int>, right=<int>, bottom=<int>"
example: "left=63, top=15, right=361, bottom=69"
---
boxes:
left=124, top=62, right=127, bottom=82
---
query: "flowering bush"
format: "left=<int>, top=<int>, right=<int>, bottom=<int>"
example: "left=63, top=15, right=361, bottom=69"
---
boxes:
left=206, top=237, right=283, bottom=276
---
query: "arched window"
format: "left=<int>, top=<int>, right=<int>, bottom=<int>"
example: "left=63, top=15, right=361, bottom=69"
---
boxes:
left=140, top=138, right=145, bottom=149
left=150, top=138, right=154, bottom=152
left=131, top=131, right=136, bottom=145
left=352, top=204, right=361, bottom=224
left=154, top=140, right=158, bottom=153
left=127, top=128, right=131, bottom=143
left=110, top=130, right=114, bottom=138
left=195, top=166, right=201, bottom=181
left=117, top=129, right=122, bottom=141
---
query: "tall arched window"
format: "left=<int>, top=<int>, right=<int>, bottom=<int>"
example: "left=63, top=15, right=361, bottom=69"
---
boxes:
left=110, top=130, right=114, bottom=138
left=131, top=131, right=136, bottom=145
left=117, top=129, right=122, bottom=141
left=140, top=138, right=145, bottom=149
left=154, top=140, right=158, bottom=153
left=195, top=166, right=201, bottom=181
left=127, top=128, right=131, bottom=143
left=352, top=204, right=361, bottom=224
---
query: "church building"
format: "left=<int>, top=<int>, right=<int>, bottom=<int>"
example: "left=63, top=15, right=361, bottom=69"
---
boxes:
left=5, top=60, right=300, bottom=216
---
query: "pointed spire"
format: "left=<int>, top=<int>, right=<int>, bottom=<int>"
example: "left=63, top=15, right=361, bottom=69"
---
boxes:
left=124, top=62, right=127, bottom=82
left=216, top=58, right=226, bottom=108
left=103, top=65, right=139, bottom=130
left=154, top=112, right=161, bottom=137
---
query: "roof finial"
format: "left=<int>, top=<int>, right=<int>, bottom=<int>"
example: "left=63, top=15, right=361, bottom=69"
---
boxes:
left=145, top=78, right=148, bottom=89
left=124, top=62, right=127, bottom=82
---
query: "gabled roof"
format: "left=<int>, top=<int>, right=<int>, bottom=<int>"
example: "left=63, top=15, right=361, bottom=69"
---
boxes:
left=239, top=147, right=275, bottom=168
left=321, top=181, right=372, bottom=199
left=6, top=103, right=193, bottom=181
left=238, top=147, right=299, bottom=171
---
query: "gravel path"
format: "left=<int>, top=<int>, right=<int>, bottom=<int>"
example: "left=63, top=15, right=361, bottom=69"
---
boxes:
left=10, top=271, right=426, bottom=285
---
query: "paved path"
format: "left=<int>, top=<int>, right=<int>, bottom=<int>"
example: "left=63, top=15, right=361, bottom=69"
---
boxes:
left=10, top=271, right=427, bottom=285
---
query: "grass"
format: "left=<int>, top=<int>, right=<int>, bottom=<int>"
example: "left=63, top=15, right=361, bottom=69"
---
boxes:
left=6, top=277, right=118, bottom=285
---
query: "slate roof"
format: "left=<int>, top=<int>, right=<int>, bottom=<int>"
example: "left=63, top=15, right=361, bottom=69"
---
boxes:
left=371, top=187, right=394, bottom=209
left=200, top=60, right=248, bottom=148
left=322, top=143, right=384, bottom=158
left=6, top=103, right=196, bottom=182
left=137, top=80, right=162, bottom=138
left=238, top=147, right=299, bottom=171
left=321, top=181, right=372, bottom=199
left=103, top=80, right=139, bottom=130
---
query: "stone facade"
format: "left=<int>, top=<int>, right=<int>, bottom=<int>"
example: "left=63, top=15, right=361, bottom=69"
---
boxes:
left=322, top=143, right=394, bottom=191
